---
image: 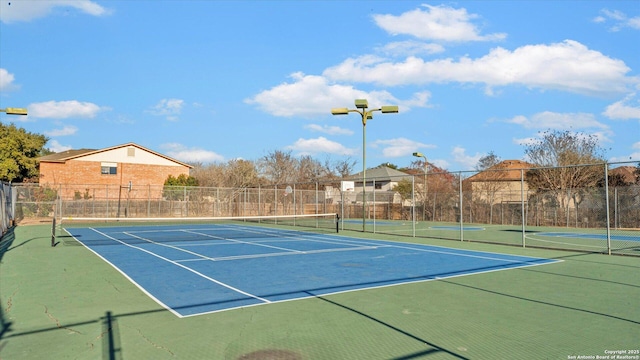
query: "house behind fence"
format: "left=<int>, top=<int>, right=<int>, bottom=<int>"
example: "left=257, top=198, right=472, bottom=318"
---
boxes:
left=12, top=161, right=640, bottom=256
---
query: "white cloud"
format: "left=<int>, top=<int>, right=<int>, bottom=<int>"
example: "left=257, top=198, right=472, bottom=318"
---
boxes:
left=0, top=0, right=111, bottom=23
left=451, top=146, right=483, bottom=169
left=304, top=124, right=354, bottom=135
left=246, top=72, right=410, bottom=117
left=148, top=98, right=184, bottom=121
left=323, top=40, right=635, bottom=95
left=45, top=125, right=78, bottom=137
left=46, top=139, right=72, bottom=153
left=29, top=100, right=107, bottom=119
left=603, top=93, right=640, bottom=120
left=373, top=4, right=506, bottom=42
left=507, top=111, right=609, bottom=130
left=377, top=41, right=445, bottom=57
left=0, top=68, right=18, bottom=91
left=161, top=143, right=224, bottom=164
left=509, top=111, right=614, bottom=145
left=594, top=9, right=640, bottom=31
left=286, top=137, right=357, bottom=156
left=371, top=138, right=433, bottom=158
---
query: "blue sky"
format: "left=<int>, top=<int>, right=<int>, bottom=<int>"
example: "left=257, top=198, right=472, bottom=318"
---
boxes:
left=1, top=1, right=639, bottom=171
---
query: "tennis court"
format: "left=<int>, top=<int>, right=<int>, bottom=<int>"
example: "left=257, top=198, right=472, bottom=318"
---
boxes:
left=62, top=217, right=559, bottom=317
left=2, top=220, right=639, bottom=359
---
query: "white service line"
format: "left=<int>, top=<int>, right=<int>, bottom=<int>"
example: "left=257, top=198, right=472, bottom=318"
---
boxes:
left=91, top=228, right=270, bottom=304
left=181, top=229, right=304, bottom=253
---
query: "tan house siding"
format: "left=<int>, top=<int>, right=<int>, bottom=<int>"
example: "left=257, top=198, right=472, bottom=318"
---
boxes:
left=467, top=160, right=532, bottom=205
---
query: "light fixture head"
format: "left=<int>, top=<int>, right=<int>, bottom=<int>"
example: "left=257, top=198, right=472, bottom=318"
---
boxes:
left=381, top=106, right=399, bottom=114
left=3, top=107, right=28, bottom=115
left=354, top=99, right=368, bottom=109
left=331, top=108, right=349, bottom=115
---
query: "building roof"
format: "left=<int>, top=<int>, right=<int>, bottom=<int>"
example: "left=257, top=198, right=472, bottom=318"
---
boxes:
left=467, top=160, right=533, bottom=182
left=346, top=166, right=412, bottom=182
left=609, top=166, right=637, bottom=184
left=38, top=149, right=97, bottom=162
left=38, top=143, right=193, bottom=168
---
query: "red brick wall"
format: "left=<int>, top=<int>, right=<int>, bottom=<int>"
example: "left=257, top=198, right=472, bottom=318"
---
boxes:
left=39, top=160, right=190, bottom=199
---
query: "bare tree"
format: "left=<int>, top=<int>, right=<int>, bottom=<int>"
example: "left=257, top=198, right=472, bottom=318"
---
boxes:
left=524, top=130, right=606, bottom=226
left=475, top=151, right=501, bottom=171
left=225, top=159, right=260, bottom=188
left=258, top=150, right=298, bottom=185
left=324, top=157, right=356, bottom=179
left=191, top=159, right=259, bottom=188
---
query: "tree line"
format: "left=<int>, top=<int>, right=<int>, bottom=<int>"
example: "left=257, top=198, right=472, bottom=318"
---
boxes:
left=2, top=121, right=638, bottom=190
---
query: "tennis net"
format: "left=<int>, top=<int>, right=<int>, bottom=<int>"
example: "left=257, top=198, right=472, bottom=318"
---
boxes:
left=53, top=213, right=339, bottom=246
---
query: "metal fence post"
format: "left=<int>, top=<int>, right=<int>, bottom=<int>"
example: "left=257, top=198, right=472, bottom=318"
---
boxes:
left=521, top=169, right=526, bottom=248
left=459, top=172, right=464, bottom=242
left=412, top=175, right=416, bottom=237
left=604, top=163, right=611, bottom=255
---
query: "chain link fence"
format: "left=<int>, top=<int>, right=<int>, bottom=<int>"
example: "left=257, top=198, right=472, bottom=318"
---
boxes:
left=1, top=181, right=15, bottom=236
left=12, top=162, right=640, bottom=256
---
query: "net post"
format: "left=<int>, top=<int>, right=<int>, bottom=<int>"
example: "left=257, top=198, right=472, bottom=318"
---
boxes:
left=335, top=213, right=339, bottom=233
left=51, top=216, right=56, bottom=247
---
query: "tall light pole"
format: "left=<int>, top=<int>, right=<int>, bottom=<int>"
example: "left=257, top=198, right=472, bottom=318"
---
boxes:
left=0, top=107, right=28, bottom=116
left=332, top=99, right=398, bottom=231
left=413, top=152, right=427, bottom=221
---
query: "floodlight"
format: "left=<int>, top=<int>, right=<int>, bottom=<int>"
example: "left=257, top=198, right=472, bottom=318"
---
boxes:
left=381, top=106, right=399, bottom=113
left=354, top=99, right=368, bottom=109
left=413, top=152, right=424, bottom=157
left=1, top=107, right=28, bottom=115
left=331, top=108, right=349, bottom=115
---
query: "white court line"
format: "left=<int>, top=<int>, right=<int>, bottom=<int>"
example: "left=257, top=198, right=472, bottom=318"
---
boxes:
left=90, top=228, right=270, bottom=305
left=176, top=245, right=385, bottom=263
left=209, top=224, right=375, bottom=247
left=181, top=229, right=304, bottom=253
left=386, top=243, right=549, bottom=264
left=525, top=234, right=606, bottom=249
left=120, top=225, right=387, bottom=263
left=71, top=226, right=561, bottom=318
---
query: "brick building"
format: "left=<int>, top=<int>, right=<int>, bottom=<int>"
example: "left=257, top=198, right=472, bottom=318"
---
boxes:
left=38, top=143, right=192, bottom=199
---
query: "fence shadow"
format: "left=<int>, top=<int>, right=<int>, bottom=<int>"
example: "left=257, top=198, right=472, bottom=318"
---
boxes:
left=102, top=311, right=122, bottom=360
left=0, top=226, right=15, bottom=263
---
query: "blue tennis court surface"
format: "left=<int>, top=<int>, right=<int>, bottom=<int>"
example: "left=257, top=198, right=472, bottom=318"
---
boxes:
left=65, top=223, right=560, bottom=317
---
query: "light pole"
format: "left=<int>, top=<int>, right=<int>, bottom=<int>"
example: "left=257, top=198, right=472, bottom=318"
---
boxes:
left=413, top=152, right=427, bottom=221
left=332, top=99, right=399, bottom=231
left=0, top=107, right=28, bottom=116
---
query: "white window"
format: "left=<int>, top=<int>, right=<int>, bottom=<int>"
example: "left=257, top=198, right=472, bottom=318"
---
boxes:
left=101, top=162, right=117, bottom=175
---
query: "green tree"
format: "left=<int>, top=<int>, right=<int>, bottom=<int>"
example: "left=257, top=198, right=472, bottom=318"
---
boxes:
left=0, top=122, right=49, bottom=182
left=392, top=179, right=413, bottom=202
left=163, top=174, right=199, bottom=200
left=166, top=174, right=199, bottom=186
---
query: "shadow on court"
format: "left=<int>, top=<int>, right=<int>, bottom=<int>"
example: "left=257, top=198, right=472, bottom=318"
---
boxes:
left=3, top=224, right=638, bottom=359
left=0, top=226, right=15, bottom=262
left=312, top=295, right=470, bottom=360
left=102, top=311, right=122, bottom=360
left=440, top=279, right=640, bottom=326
